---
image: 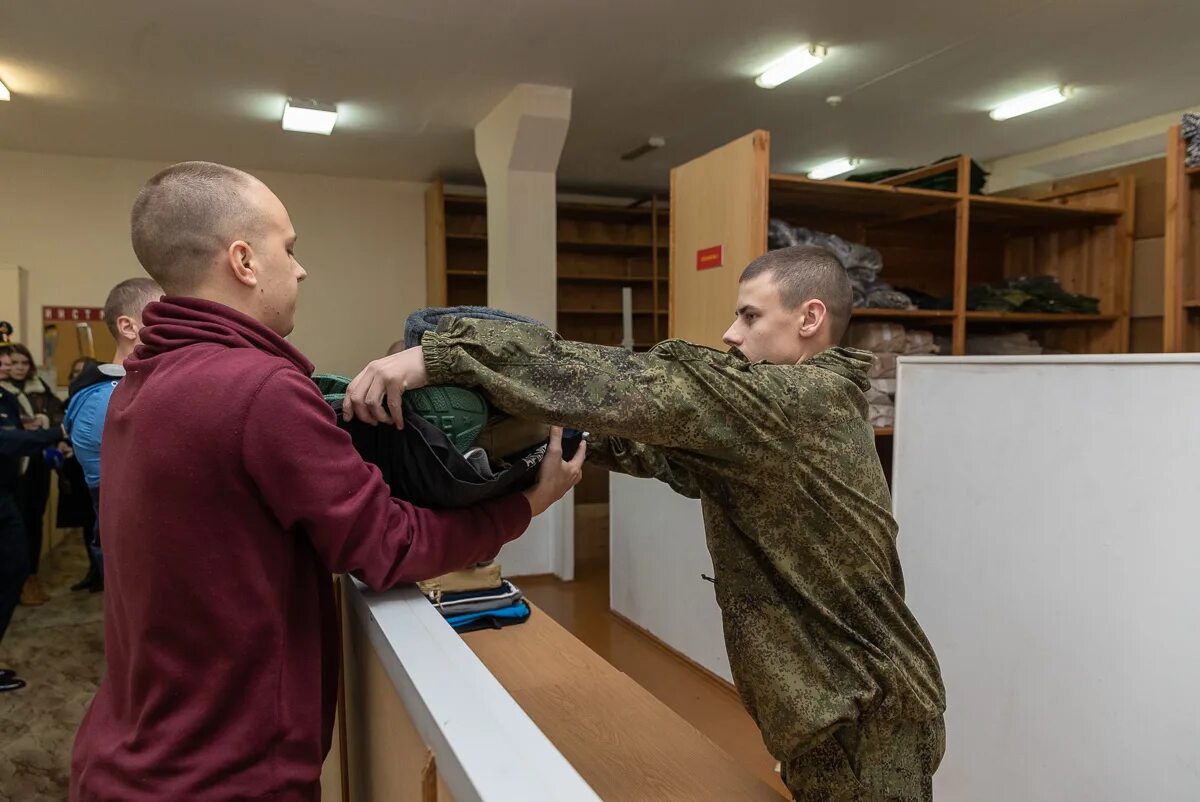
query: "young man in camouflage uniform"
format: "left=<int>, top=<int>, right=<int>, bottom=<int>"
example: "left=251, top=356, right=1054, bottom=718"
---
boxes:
left=344, top=245, right=946, bottom=801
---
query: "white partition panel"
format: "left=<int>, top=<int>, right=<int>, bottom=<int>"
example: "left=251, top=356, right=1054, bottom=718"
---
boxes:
left=893, top=355, right=1200, bottom=802
left=609, top=473, right=732, bottom=682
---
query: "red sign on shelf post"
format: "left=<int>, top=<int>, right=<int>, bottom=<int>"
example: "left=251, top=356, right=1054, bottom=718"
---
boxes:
left=696, top=245, right=724, bottom=271
left=43, top=307, right=105, bottom=322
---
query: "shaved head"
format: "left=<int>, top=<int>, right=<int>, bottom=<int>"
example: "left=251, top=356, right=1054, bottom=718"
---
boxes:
left=740, top=246, right=853, bottom=342
left=130, top=161, right=266, bottom=294
left=103, top=277, right=163, bottom=338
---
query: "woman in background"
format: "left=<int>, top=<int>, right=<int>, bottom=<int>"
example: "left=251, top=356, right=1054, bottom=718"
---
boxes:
left=0, top=344, right=65, bottom=605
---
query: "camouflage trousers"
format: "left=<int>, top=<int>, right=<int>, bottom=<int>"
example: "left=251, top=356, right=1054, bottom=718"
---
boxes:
left=781, top=715, right=945, bottom=802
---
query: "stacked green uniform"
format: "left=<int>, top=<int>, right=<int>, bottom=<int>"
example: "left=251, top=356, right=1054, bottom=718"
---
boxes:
left=422, top=318, right=946, bottom=802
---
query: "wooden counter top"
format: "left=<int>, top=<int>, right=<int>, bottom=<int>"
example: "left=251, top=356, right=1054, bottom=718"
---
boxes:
left=462, top=603, right=785, bottom=802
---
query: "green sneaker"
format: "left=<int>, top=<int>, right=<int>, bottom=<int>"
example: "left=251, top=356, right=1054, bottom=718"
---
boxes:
left=404, top=386, right=489, bottom=453
left=310, top=373, right=488, bottom=454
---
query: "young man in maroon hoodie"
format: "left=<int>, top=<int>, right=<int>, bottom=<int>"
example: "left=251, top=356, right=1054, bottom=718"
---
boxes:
left=70, top=161, right=585, bottom=802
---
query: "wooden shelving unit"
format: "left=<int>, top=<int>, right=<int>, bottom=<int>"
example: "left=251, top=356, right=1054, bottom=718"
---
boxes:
left=426, top=181, right=669, bottom=350
left=1164, top=124, right=1200, bottom=351
left=670, top=130, right=1135, bottom=444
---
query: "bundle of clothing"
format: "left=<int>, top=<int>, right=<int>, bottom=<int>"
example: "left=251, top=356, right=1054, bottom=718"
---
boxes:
left=313, top=307, right=582, bottom=510
left=418, top=562, right=531, bottom=633
left=964, top=331, right=1067, bottom=356
left=845, top=323, right=940, bottom=428
left=966, top=276, right=1100, bottom=315
left=848, top=155, right=989, bottom=194
left=1184, top=112, right=1200, bottom=168
left=768, top=221, right=914, bottom=310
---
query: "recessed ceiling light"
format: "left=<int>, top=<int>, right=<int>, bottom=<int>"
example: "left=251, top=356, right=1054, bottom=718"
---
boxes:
left=0, top=78, right=10, bottom=102
left=755, top=45, right=828, bottom=89
left=282, top=99, right=337, bottom=135
left=989, top=86, right=1072, bottom=121
left=808, top=157, right=860, bottom=180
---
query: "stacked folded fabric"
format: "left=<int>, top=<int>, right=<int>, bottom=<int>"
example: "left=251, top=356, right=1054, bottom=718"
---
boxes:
left=417, top=563, right=531, bottom=634
left=767, top=220, right=915, bottom=310
left=1183, top=112, right=1200, bottom=168
left=846, top=323, right=941, bottom=428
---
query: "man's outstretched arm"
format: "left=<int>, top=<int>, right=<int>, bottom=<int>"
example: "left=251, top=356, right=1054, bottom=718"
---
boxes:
left=343, top=318, right=797, bottom=456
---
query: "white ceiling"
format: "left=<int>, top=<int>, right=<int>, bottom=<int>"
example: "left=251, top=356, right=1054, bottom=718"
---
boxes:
left=1, top=0, right=1198, bottom=191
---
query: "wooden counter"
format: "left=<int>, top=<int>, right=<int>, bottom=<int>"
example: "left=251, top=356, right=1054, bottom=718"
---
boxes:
left=339, top=581, right=784, bottom=801
left=462, top=603, right=784, bottom=802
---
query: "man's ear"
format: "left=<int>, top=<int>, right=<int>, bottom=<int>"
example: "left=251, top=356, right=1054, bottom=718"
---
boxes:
left=115, top=315, right=138, bottom=343
left=798, top=299, right=828, bottom=339
left=226, top=240, right=258, bottom=289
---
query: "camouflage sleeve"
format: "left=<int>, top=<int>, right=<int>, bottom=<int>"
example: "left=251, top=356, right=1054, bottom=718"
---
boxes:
left=421, top=318, right=793, bottom=456
left=588, top=437, right=702, bottom=499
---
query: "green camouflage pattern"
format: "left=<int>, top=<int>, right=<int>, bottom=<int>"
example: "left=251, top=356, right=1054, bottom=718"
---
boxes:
left=422, top=318, right=946, bottom=791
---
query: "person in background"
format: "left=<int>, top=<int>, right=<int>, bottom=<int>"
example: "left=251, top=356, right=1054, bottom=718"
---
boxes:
left=71, top=161, right=585, bottom=801
left=1, top=343, right=65, bottom=606
left=59, top=357, right=101, bottom=591
left=64, top=280, right=165, bottom=595
left=0, top=343, right=68, bottom=692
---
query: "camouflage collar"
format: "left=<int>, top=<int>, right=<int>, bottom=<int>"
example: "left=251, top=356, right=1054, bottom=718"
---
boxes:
left=803, top=347, right=873, bottom=391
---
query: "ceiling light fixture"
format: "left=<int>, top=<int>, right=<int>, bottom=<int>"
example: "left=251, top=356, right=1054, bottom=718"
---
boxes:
left=808, top=157, right=861, bottom=180
left=0, top=78, right=10, bottom=101
left=282, top=98, right=338, bottom=135
left=989, top=86, right=1072, bottom=121
left=755, top=45, right=828, bottom=89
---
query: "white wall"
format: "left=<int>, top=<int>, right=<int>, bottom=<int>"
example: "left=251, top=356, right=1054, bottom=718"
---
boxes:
left=0, top=149, right=428, bottom=378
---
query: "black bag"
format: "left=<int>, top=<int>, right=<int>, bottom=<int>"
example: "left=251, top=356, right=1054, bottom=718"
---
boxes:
left=314, top=375, right=581, bottom=509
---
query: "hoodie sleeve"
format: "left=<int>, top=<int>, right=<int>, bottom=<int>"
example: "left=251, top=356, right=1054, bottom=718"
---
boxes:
left=241, top=367, right=531, bottom=590
left=0, top=425, right=64, bottom=457
left=422, top=319, right=799, bottom=455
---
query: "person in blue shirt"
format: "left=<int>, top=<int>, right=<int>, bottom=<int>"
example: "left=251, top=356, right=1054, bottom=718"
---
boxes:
left=63, top=278, right=163, bottom=592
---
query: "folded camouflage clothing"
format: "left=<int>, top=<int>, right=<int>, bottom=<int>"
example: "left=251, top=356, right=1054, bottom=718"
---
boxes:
left=848, top=155, right=989, bottom=194
left=313, top=374, right=582, bottom=509
left=1183, top=113, right=1200, bottom=168
left=966, top=276, right=1100, bottom=314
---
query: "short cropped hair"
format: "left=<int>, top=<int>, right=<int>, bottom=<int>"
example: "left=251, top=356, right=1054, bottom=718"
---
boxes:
left=103, top=278, right=163, bottom=338
left=130, top=161, right=262, bottom=294
left=739, top=246, right=854, bottom=342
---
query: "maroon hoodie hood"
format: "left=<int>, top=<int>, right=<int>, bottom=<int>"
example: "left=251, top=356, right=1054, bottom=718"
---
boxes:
left=72, top=298, right=530, bottom=802
left=135, top=297, right=314, bottom=374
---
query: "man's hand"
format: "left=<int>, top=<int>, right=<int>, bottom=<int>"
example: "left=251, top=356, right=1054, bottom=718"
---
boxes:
left=342, top=346, right=429, bottom=428
left=521, top=427, right=587, bottom=517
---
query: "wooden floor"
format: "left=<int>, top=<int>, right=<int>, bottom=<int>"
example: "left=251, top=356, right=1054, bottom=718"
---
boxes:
left=517, top=504, right=788, bottom=796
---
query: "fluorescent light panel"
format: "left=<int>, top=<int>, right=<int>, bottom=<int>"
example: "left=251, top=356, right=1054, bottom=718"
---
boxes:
left=756, top=45, right=827, bottom=89
left=282, top=99, right=337, bottom=135
left=0, top=79, right=10, bottom=101
left=989, top=86, right=1071, bottom=121
left=808, top=157, right=860, bottom=180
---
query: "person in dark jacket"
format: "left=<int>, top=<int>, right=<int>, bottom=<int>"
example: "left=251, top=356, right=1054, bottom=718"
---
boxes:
left=59, top=357, right=100, bottom=591
left=70, top=161, right=585, bottom=802
left=0, top=371, right=67, bottom=692
left=1, top=342, right=65, bottom=606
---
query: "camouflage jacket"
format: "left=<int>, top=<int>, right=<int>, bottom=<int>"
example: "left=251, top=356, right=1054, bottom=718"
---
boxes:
left=422, top=319, right=945, bottom=759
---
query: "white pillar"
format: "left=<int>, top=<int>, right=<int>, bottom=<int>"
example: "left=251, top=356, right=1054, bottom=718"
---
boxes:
left=474, top=84, right=571, bottom=325
left=474, top=84, right=575, bottom=580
